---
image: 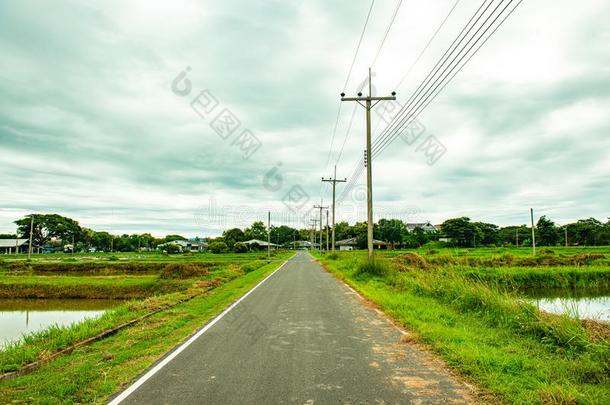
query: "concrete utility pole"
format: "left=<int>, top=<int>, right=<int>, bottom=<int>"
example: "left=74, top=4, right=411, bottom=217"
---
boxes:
left=15, top=226, right=19, bottom=255
left=341, top=68, right=396, bottom=264
left=322, top=165, right=347, bottom=254
left=310, top=219, right=319, bottom=251
left=267, top=211, right=271, bottom=260
left=325, top=209, right=330, bottom=252
left=564, top=225, right=568, bottom=247
left=28, top=215, right=34, bottom=259
left=530, top=208, right=536, bottom=256
left=314, top=203, right=328, bottom=254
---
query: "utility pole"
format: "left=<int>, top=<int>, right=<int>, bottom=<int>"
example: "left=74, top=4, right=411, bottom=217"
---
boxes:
left=310, top=219, right=319, bottom=251
left=564, top=225, right=568, bottom=248
left=325, top=209, right=329, bottom=252
left=530, top=208, right=536, bottom=256
left=267, top=211, right=271, bottom=260
left=314, top=202, right=328, bottom=254
left=341, top=68, right=396, bottom=264
left=322, top=165, right=347, bottom=254
left=15, top=226, right=19, bottom=255
left=28, top=215, right=34, bottom=259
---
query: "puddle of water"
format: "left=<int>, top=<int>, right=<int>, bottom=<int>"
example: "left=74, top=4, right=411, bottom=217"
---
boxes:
left=529, top=296, right=610, bottom=322
left=0, top=299, right=123, bottom=348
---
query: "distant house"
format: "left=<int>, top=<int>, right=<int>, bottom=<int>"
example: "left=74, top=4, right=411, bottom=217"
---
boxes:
left=243, top=239, right=280, bottom=250
left=0, top=239, right=33, bottom=254
left=157, top=240, right=208, bottom=252
left=406, top=222, right=438, bottom=233
left=293, top=240, right=316, bottom=250
left=335, top=237, right=388, bottom=251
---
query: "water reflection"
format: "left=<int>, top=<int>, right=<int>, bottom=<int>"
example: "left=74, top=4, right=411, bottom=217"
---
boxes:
left=0, top=299, right=122, bottom=348
left=529, top=296, right=610, bottom=322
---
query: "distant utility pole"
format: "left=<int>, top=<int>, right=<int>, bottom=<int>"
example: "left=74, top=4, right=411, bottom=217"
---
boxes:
left=530, top=208, right=536, bottom=256
left=325, top=209, right=329, bottom=252
left=15, top=226, right=19, bottom=255
left=314, top=202, right=328, bottom=254
left=341, top=68, right=396, bottom=264
left=563, top=225, right=568, bottom=247
left=267, top=211, right=271, bottom=260
left=28, top=215, right=34, bottom=259
left=310, top=219, right=319, bottom=251
left=322, top=165, right=347, bottom=254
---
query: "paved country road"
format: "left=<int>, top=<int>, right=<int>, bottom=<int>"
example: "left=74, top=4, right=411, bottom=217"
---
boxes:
left=109, top=252, right=475, bottom=404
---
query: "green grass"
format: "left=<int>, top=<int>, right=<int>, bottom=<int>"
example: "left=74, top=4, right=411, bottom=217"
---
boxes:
left=0, top=253, right=292, bottom=403
left=317, top=250, right=610, bottom=404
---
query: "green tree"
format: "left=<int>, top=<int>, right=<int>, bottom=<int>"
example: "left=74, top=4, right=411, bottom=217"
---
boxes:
left=376, top=219, right=405, bottom=249
left=244, top=221, right=267, bottom=240
left=233, top=242, right=248, bottom=253
left=473, top=222, right=500, bottom=246
left=223, top=228, right=245, bottom=248
left=440, top=217, right=480, bottom=247
left=209, top=241, right=229, bottom=254
left=15, top=214, right=82, bottom=247
left=536, top=216, right=558, bottom=246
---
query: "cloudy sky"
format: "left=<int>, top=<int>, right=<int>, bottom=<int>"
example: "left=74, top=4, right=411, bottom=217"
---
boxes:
left=1, top=0, right=608, bottom=237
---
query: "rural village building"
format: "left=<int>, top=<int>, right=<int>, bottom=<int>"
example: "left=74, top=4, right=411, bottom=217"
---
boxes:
left=335, top=237, right=388, bottom=251
left=0, top=238, right=34, bottom=254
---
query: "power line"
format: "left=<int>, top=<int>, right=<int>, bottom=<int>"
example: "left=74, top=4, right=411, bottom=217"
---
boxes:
left=338, top=0, right=524, bottom=203
left=323, top=0, right=376, bottom=187
left=373, top=0, right=520, bottom=158
left=395, top=0, right=462, bottom=90
left=371, top=0, right=404, bottom=68
left=336, top=0, right=463, bottom=197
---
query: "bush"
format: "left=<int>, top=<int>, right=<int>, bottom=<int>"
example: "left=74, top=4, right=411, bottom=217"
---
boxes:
left=209, top=241, right=229, bottom=254
left=393, top=252, right=429, bottom=270
left=233, top=242, right=248, bottom=253
left=356, top=258, right=389, bottom=276
left=163, top=243, right=181, bottom=254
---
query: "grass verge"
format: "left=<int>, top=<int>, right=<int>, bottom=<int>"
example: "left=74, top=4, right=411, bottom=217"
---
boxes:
left=317, top=252, right=610, bottom=404
left=0, top=255, right=291, bottom=403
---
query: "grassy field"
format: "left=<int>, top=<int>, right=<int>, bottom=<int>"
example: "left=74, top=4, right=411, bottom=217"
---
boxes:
left=0, top=251, right=293, bottom=403
left=316, top=247, right=610, bottom=404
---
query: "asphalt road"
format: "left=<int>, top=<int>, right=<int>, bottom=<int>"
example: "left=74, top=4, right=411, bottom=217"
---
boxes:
left=111, top=252, right=473, bottom=404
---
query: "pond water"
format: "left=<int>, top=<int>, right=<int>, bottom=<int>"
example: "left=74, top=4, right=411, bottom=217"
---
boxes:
left=527, top=294, right=610, bottom=322
left=0, top=299, right=123, bottom=348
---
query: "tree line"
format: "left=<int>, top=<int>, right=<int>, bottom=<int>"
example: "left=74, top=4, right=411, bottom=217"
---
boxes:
left=5, top=213, right=609, bottom=253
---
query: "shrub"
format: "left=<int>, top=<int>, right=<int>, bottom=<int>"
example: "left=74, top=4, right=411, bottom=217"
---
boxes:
left=233, top=242, right=248, bottom=253
left=356, top=258, right=389, bottom=276
left=163, top=244, right=181, bottom=254
left=393, top=252, right=429, bottom=270
left=209, top=241, right=229, bottom=254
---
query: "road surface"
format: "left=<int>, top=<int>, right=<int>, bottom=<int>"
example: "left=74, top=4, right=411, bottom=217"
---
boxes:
left=110, top=252, right=474, bottom=404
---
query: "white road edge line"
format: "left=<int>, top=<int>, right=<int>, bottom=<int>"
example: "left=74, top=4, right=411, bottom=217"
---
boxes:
left=107, top=258, right=291, bottom=405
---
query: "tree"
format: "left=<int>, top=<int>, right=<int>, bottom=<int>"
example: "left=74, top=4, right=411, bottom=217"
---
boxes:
left=412, top=227, right=428, bottom=247
left=270, top=225, right=297, bottom=245
left=376, top=219, right=405, bottom=249
left=233, top=242, right=248, bottom=253
left=92, top=231, right=113, bottom=251
left=15, top=214, right=82, bottom=247
left=440, top=217, right=480, bottom=247
left=223, top=228, right=245, bottom=248
left=473, top=222, right=500, bottom=246
left=209, top=241, right=229, bottom=254
left=536, top=216, right=558, bottom=246
left=334, top=221, right=353, bottom=241
left=244, top=221, right=267, bottom=241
